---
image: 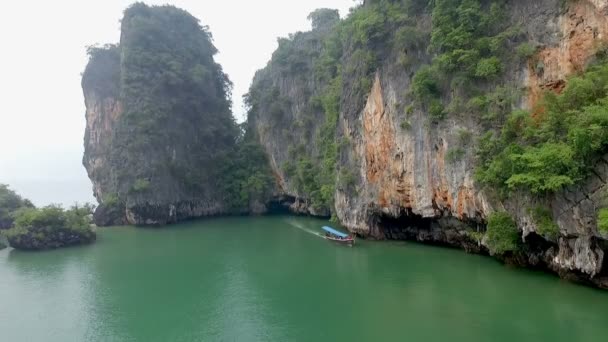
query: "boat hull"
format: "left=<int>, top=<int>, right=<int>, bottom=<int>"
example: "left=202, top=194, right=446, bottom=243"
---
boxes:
left=325, top=236, right=355, bottom=246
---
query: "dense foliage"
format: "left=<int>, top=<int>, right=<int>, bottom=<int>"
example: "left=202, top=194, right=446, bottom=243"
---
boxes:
left=307, top=8, right=340, bottom=31
left=0, top=184, right=34, bottom=229
left=411, top=0, right=521, bottom=121
left=485, top=212, right=520, bottom=255
left=5, top=204, right=96, bottom=250
left=10, top=204, right=94, bottom=231
left=477, top=61, right=608, bottom=194
left=219, top=127, right=275, bottom=212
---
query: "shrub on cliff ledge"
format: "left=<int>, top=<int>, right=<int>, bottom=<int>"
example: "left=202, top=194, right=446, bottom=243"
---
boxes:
left=530, top=206, right=559, bottom=239
left=131, top=179, right=151, bottom=193
left=598, top=209, right=608, bottom=234
left=485, top=212, right=520, bottom=255
left=6, top=204, right=96, bottom=251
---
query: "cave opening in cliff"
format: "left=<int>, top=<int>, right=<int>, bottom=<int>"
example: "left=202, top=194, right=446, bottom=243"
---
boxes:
left=375, top=209, right=433, bottom=240
left=523, top=232, right=556, bottom=253
left=597, top=238, right=608, bottom=278
left=266, top=195, right=296, bottom=215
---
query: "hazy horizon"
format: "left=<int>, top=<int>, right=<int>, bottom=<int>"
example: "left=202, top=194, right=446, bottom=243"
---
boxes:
left=0, top=0, right=356, bottom=206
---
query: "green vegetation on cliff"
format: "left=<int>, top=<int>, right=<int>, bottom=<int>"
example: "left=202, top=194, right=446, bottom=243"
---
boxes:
left=477, top=61, right=608, bottom=195
left=219, top=127, right=275, bottom=212
left=474, top=56, right=608, bottom=238
left=485, top=212, right=520, bottom=255
left=529, top=206, right=559, bottom=239
left=411, top=0, right=521, bottom=121
left=599, top=209, right=608, bottom=234
left=599, top=191, right=608, bottom=235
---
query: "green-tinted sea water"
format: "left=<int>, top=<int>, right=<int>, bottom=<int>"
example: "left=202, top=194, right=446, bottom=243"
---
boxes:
left=1, top=216, right=607, bottom=341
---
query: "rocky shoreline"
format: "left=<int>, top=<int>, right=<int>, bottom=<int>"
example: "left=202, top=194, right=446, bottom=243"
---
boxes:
left=364, top=215, right=608, bottom=289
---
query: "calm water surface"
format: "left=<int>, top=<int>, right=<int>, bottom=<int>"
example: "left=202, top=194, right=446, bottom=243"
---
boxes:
left=1, top=216, right=607, bottom=341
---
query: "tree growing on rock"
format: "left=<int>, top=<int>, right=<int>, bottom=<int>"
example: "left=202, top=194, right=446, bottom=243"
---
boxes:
left=307, top=8, right=340, bottom=31
left=0, top=184, right=34, bottom=229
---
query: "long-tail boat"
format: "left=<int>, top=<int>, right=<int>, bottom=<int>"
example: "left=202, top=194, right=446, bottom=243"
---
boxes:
left=322, top=226, right=355, bottom=246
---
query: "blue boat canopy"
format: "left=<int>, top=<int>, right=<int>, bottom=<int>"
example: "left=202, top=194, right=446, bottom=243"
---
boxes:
left=322, top=226, right=349, bottom=238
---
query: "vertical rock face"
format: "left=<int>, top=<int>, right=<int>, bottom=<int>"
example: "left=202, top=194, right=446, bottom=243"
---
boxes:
left=82, top=4, right=238, bottom=225
left=335, top=73, right=489, bottom=237
left=246, top=9, right=341, bottom=216
left=506, top=0, right=608, bottom=287
left=82, top=45, right=122, bottom=218
left=251, top=0, right=608, bottom=287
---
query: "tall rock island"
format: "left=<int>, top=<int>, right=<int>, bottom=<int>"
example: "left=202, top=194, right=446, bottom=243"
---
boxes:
left=83, top=3, right=272, bottom=225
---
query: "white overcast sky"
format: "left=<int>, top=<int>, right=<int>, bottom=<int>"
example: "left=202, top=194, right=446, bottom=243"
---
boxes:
left=0, top=0, right=356, bottom=205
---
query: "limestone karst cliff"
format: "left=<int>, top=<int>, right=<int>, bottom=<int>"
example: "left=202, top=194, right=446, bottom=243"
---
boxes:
left=83, top=3, right=273, bottom=225
left=247, top=0, right=608, bottom=288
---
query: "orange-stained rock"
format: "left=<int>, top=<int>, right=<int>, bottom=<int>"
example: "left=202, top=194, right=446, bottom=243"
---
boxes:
left=527, top=0, right=608, bottom=109
left=362, top=75, right=417, bottom=211
left=363, top=74, right=393, bottom=185
left=349, top=74, right=480, bottom=225
left=83, top=92, right=122, bottom=201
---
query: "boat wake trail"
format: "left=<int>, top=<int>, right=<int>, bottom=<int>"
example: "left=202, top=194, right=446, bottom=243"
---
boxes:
left=285, top=219, right=324, bottom=238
